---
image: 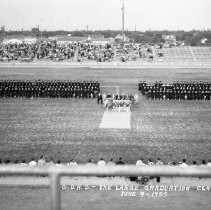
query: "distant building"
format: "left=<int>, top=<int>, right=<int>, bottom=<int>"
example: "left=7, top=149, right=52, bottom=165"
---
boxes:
left=31, top=27, right=40, bottom=37
left=56, top=36, right=86, bottom=44
left=162, top=35, right=176, bottom=44
left=86, top=35, right=114, bottom=45
left=115, top=34, right=133, bottom=43
left=37, top=37, right=55, bottom=43
left=90, top=34, right=105, bottom=39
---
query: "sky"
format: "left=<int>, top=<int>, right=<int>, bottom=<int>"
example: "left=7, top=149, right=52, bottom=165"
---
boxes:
left=0, top=0, right=211, bottom=31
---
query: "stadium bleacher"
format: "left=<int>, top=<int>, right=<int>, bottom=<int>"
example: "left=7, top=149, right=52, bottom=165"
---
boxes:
left=155, top=46, right=194, bottom=63
left=191, top=47, right=211, bottom=63
left=155, top=46, right=211, bottom=64
left=0, top=40, right=211, bottom=64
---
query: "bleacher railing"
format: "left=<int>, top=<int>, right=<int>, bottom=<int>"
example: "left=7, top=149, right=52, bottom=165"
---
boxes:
left=0, top=165, right=211, bottom=210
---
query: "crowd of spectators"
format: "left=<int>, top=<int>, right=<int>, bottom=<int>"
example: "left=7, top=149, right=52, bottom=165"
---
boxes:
left=0, top=41, right=116, bottom=62
left=115, top=43, right=153, bottom=62
left=0, top=80, right=100, bottom=98
left=1, top=157, right=210, bottom=168
left=0, top=42, right=76, bottom=62
left=139, top=81, right=211, bottom=100
left=77, top=43, right=114, bottom=62
left=0, top=43, right=38, bottom=61
left=0, top=156, right=210, bottom=183
left=0, top=41, right=154, bottom=63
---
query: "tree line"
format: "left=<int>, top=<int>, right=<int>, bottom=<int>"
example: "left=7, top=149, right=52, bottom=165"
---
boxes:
left=1, top=28, right=211, bottom=46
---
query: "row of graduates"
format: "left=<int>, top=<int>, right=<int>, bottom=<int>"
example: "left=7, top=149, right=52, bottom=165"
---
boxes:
left=139, top=81, right=211, bottom=91
left=139, top=81, right=211, bottom=100
left=0, top=80, right=100, bottom=98
left=145, top=90, right=211, bottom=100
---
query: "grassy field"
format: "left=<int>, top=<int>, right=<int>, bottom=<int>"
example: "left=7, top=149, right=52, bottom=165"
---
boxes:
left=0, top=67, right=211, bottom=164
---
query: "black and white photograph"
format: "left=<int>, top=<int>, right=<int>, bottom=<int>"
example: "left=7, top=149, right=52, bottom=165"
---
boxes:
left=0, top=0, right=211, bottom=209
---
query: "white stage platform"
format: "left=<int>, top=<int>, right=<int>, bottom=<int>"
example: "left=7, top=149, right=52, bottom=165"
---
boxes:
left=99, top=111, right=131, bottom=129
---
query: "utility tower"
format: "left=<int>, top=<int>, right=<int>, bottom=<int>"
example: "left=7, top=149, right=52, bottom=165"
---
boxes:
left=121, top=0, right=125, bottom=38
